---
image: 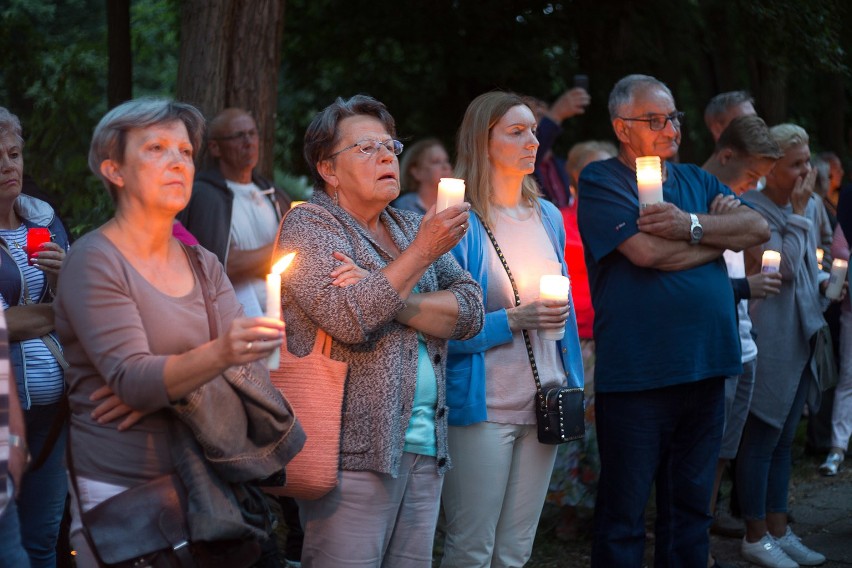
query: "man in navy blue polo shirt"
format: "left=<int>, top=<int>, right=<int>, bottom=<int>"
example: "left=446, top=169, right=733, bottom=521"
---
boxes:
left=578, top=74, right=770, bottom=567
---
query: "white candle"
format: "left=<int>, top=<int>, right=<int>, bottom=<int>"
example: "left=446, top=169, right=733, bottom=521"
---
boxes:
left=816, top=248, right=825, bottom=271
left=635, top=156, right=664, bottom=208
left=825, top=258, right=848, bottom=300
left=266, top=253, right=296, bottom=369
left=761, top=250, right=781, bottom=273
left=539, top=275, right=571, bottom=341
left=436, top=178, right=466, bottom=213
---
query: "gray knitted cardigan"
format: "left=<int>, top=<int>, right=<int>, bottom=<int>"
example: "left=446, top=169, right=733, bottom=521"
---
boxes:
left=275, top=190, right=483, bottom=476
left=742, top=189, right=829, bottom=429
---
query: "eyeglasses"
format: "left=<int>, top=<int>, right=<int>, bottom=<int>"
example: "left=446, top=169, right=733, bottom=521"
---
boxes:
left=328, top=139, right=404, bottom=159
left=618, top=111, right=685, bottom=132
left=212, top=129, right=258, bottom=142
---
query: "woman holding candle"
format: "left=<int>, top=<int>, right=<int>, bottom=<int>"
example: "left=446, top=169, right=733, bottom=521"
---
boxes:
left=440, top=91, right=584, bottom=568
left=0, top=106, right=70, bottom=567
left=391, top=137, right=453, bottom=214
left=53, top=99, right=304, bottom=566
left=738, top=124, right=841, bottom=567
left=274, top=94, right=482, bottom=567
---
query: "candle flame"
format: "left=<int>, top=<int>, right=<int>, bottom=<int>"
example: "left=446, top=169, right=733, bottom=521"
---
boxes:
left=271, top=252, right=296, bottom=275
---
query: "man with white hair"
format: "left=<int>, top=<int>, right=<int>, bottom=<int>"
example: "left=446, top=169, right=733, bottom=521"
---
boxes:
left=578, top=74, right=769, bottom=567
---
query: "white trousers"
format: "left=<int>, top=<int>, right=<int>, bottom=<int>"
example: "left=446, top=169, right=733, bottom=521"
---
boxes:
left=831, top=307, right=852, bottom=451
left=440, top=422, right=558, bottom=568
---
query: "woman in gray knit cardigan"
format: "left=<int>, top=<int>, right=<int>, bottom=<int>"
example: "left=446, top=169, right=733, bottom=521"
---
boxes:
left=275, top=95, right=484, bottom=567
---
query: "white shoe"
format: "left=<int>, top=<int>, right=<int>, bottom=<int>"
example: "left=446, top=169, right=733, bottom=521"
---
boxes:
left=818, top=452, right=843, bottom=476
left=741, top=533, right=798, bottom=568
left=775, top=526, right=826, bottom=566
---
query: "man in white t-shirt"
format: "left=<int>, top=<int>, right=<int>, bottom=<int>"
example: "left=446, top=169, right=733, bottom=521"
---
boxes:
left=178, top=108, right=291, bottom=316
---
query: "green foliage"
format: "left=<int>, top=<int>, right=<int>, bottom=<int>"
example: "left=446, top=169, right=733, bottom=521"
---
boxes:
left=3, top=0, right=852, bottom=237
left=0, top=0, right=111, bottom=237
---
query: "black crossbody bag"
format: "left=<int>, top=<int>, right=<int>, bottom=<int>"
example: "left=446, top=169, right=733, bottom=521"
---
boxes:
left=479, top=216, right=584, bottom=444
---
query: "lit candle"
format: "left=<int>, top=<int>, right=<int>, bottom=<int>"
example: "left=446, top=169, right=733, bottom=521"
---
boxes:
left=289, top=201, right=306, bottom=209
left=761, top=250, right=781, bottom=273
left=816, top=248, right=825, bottom=271
left=635, top=156, right=664, bottom=208
left=539, top=275, right=571, bottom=341
left=436, top=178, right=466, bottom=213
left=266, top=252, right=296, bottom=369
left=825, top=258, right=848, bottom=300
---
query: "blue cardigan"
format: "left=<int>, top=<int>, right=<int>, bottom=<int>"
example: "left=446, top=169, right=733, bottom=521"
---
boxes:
left=446, top=199, right=584, bottom=426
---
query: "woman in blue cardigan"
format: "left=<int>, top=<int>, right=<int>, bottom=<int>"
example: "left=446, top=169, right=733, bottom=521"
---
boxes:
left=440, top=91, right=584, bottom=568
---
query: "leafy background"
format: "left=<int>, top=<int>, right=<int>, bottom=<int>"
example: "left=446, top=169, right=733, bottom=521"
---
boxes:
left=1, top=0, right=849, bottom=237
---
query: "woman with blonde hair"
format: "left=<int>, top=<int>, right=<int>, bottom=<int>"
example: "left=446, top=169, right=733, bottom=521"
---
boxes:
left=440, top=91, right=584, bottom=567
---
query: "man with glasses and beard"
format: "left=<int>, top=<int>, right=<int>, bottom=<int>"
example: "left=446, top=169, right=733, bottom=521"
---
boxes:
left=577, top=74, right=770, bottom=567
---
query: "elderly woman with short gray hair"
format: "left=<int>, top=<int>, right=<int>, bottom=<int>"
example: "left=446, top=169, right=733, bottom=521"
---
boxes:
left=275, top=94, right=483, bottom=567
left=54, top=98, right=303, bottom=566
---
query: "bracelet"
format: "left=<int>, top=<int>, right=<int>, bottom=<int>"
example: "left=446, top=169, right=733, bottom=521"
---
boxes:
left=8, top=434, right=26, bottom=452
left=8, top=434, right=31, bottom=469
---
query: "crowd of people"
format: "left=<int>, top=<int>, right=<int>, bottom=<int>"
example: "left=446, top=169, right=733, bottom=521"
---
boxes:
left=0, top=71, right=849, bottom=568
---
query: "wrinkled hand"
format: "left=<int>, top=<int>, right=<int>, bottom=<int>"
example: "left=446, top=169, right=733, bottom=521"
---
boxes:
left=747, top=272, right=782, bottom=299
left=507, top=299, right=571, bottom=332
left=219, top=316, right=285, bottom=367
left=791, top=168, right=816, bottom=216
left=550, top=87, right=591, bottom=122
left=637, top=202, right=691, bottom=241
left=330, top=251, right=369, bottom=287
left=410, top=203, right=471, bottom=263
left=709, top=194, right=740, bottom=215
left=90, top=384, right=147, bottom=431
left=31, top=241, right=65, bottom=274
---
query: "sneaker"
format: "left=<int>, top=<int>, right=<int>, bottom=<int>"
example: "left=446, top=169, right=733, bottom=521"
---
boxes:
left=818, top=451, right=843, bottom=476
left=775, top=526, right=826, bottom=566
left=741, top=534, right=798, bottom=568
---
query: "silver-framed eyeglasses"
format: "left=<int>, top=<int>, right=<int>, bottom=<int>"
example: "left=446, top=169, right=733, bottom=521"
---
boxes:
left=328, top=139, right=404, bottom=159
left=618, top=111, right=684, bottom=131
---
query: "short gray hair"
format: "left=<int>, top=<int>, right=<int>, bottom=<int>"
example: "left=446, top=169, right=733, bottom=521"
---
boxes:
left=89, top=98, right=205, bottom=199
left=303, top=95, right=397, bottom=190
left=704, top=91, right=754, bottom=125
left=769, top=123, right=809, bottom=153
left=0, top=107, right=24, bottom=146
left=608, top=74, right=673, bottom=121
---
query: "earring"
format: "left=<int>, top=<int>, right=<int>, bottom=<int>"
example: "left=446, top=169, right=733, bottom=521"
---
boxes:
left=332, top=189, right=339, bottom=206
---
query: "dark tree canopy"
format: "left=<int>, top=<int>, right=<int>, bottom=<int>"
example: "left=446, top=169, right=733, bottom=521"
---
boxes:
left=1, top=0, right=850, bottom=235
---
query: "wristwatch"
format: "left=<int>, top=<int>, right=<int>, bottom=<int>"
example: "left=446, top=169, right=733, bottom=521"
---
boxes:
left=689, top=213, right=703, bottom=245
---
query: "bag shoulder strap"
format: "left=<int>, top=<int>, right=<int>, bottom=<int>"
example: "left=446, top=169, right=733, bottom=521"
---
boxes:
left=477, top=214, right=546, bottom=411
left=182, top=243, right=218, bottom=341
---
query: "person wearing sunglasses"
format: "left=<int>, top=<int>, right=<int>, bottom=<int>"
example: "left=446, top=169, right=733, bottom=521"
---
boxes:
left=178, top=107, right=291, bottom=317
left=577, top=74, right=770, bottom=567
left=274, top=94, right=483, bottom=567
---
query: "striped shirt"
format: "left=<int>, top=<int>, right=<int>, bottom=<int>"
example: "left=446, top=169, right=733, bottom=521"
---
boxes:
left=0, top=225, right=64, bottom=405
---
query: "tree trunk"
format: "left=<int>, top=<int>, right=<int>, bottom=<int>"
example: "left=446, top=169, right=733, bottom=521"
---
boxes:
left=177, top=0, right=285, bottom=178
left=107, top=0, right=132, bottom=109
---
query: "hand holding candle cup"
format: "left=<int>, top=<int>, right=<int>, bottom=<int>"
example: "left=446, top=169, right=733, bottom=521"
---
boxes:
left=266, top=252, right=296, bottom=368
left=436, top=178, right=465, bottom=213
left=539, top=275, right=571, bottom=341
left=26, top=227, right=51, bottom=266
left=761, top=250, right=781, bottom=273
left=825, top=258, right=848, bottom=301
left=635, top=156, right=664, bottom=208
